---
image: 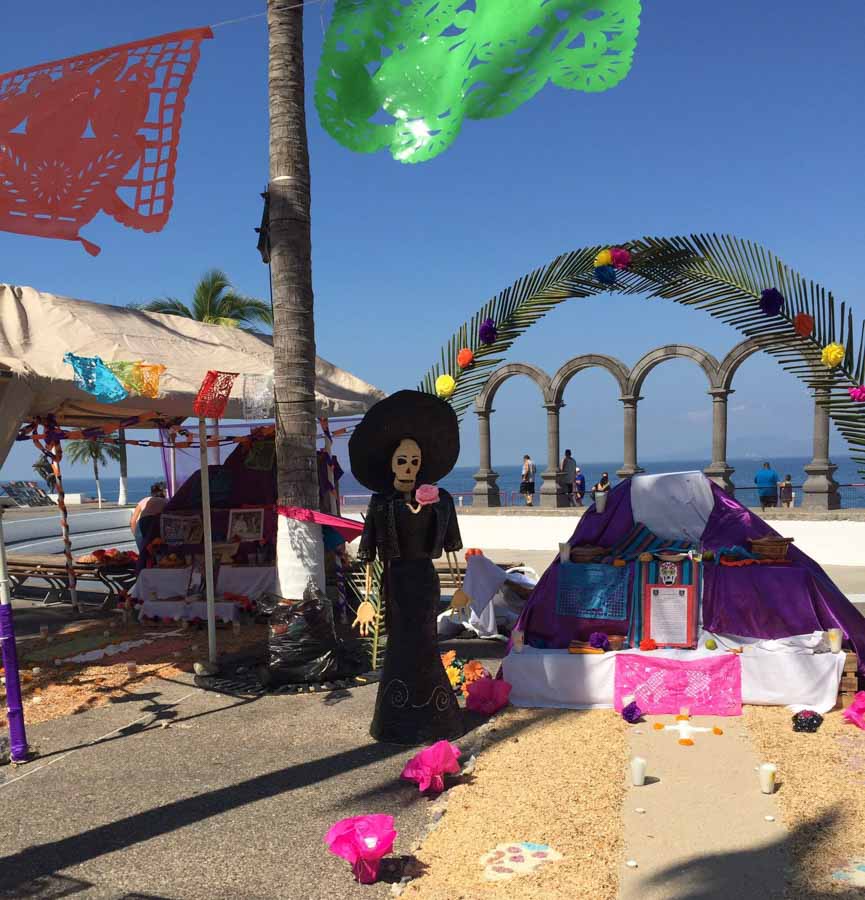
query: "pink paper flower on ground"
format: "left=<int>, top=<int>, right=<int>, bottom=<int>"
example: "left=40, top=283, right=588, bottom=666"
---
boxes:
left=842, top=691, right=865, bottom=731
left=415, top=484, right=440, bottom=507
left=610, top=247, right=632, bottom=269
left=848, top=386, right=865, bottom=402
left=466, top=676, right=512, bottom=715
left=401, top=740, right=462, bottom=794
left=324, top=814, right=397, bottom=884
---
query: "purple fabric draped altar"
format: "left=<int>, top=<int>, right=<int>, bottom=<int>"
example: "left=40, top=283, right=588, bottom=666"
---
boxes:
left=512, top=478, right=865, bottom=673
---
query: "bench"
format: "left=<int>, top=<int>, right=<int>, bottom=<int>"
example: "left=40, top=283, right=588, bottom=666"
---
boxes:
left=6, top=553, right=137, bottom=611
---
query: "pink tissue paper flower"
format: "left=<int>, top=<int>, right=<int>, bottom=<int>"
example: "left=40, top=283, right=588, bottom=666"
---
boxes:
left=842, top=691, right=865, bottom=731
left=415, top=484, right=440, bottom=507
left=324, top=814, right=397, bottom=884
left=466, top=676, right=512, bottom=716
left=401, top=740, right=462, bottom=794
left=610, top=247, right=632, bottom=269
left=848, top=385, right=865, bottom=402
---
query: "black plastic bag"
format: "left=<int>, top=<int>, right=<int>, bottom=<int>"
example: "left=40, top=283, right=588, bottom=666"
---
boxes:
left=260, top=583, right=340, bottom=685
left=791, top=710, right=823, bottom=732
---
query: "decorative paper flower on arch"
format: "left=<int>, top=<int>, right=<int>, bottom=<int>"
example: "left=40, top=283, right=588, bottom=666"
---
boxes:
left=594, top=265, right=617, bottom=287
left=821, top=342, right=845, bottom=369
left=457, top=348, right=475, bottom=369
left=324, top=814, right=397, bottom=884
left=610, top=247, right=632, bottom=269
left=401, top=740, right=461, bottom=794
left=759, top=288, right=785, bottom=317
left=479, top=318, right=498, bottom=345
left=794, top=312, right=814, bottom=337
left=435, top=374, right=456, bottom=399
left=849, top=386, right=865, bottom=403
left=594, top=249, right=613, bottom=268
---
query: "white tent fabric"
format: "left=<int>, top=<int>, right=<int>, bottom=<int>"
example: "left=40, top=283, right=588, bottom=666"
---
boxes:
left=629, top=471, right=714, bottom=543
left=0, top=283, right=386, bottom=427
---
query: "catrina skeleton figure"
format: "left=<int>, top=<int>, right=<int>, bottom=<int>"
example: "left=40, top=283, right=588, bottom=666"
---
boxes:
left=349, top=390, right=464, bottom=745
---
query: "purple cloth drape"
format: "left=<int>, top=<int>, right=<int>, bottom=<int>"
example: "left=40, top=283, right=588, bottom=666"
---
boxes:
left=702, top=483, right=865, bottom=672
left=511, top=483, right=636, bottom=649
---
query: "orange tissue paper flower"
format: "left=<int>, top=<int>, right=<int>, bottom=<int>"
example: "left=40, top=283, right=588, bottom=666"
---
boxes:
left=440, top=650, right=456, bottom=668
left=713, top=727, right=724, bottom=735
left=678, top=738, right=694, bottom=746
left=457, top=348, right=475, bottom=369
left=653, top=723, right=664, bottom=731
left=640, top=638, right=658, bottom=651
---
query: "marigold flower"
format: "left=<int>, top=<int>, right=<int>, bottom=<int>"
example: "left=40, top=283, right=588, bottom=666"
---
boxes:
left=821, top=342, right=845, bottom=369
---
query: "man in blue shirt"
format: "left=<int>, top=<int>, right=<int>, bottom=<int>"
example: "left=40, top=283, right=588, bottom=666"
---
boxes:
left=574, top=467, right=586, bottom=507
left=754, top=462, right=780, bottom=511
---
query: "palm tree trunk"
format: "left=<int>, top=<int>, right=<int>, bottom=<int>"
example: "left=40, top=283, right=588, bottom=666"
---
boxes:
left=267, top=0, right=324, bottom=598
left=93, top=456, right=103, bottom=510
left=118, top=428, right=128, bottom=506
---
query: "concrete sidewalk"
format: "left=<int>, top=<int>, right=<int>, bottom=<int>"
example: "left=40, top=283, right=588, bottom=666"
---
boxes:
left=0, top=675, right=430, bottom=899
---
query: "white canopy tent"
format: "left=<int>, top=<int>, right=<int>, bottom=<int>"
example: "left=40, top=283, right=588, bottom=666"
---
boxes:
left=0, top=282, right=385, bottom=465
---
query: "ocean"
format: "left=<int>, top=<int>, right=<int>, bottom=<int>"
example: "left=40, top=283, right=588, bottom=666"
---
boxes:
left=56, top=455, right=865, bottom=508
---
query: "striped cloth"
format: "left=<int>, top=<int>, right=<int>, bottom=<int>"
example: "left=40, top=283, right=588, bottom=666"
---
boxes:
left=600, top=522, right=694, bottom=564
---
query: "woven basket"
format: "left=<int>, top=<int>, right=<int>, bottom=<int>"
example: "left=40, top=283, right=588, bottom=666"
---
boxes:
left=568, top=545, right=608, bottom=564
left=749, top=536, right=794, bottom=560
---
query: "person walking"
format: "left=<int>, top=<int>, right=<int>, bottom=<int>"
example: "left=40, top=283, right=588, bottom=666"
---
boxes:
left=561, top=449, right=577, bottom=506
left=779, top=473, right=794, bottom=508
left=754, top=461, right=780, bottom=511
left=574, top=466, right=586, bottom=507
left=520, top=454, right=537, bottom=507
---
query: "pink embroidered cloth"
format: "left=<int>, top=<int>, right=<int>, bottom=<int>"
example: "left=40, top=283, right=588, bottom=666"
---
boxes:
left=614, top=653, right=742, bottom=717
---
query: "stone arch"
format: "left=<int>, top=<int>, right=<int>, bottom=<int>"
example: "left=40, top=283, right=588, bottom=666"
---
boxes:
left=475, top=361, right=552, bottom=413
left=717, top=336, right=790, bottom=392
left=550, top=354, right=631, bottom=406
left=627, top=344, right=722, bottom=397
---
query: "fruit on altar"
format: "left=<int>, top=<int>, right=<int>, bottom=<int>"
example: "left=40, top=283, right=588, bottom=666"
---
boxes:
left=705, top=638, right=717, bottom=650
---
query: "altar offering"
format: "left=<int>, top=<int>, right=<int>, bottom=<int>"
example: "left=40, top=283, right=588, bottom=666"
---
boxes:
left=630, top=756, right=647, bottom=786
left=759, top=763, right=777, bottom=794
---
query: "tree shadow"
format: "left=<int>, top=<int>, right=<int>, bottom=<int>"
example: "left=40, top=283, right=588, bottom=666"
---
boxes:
left=640, top=808, right=863, bottom=899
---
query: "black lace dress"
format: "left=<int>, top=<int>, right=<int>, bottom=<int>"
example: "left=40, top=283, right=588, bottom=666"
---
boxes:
left=359, top=492, right=464, bottom=745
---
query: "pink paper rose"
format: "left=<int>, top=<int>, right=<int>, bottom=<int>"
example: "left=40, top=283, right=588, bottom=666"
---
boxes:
left=848, top=385, right=865, bottom=402
left=324, top=814, right=397, bottom=884
left=415, top=484, right=440, bottom=506
left=610, top=247, right=632, bottom=269
left=401, top=740, right=461, bottom=794
left=842, top=691, right=865, bottom=731
left=466, top=676, right=512, bottom=716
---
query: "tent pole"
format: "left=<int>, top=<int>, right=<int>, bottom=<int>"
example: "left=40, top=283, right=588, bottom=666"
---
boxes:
left=169, top=433, right=178, bottom=498
left=0, top=506, right=29, bottom=762
left=199, top=418, right=217, bottom=664
left=51, top=448, right=78, bottom=613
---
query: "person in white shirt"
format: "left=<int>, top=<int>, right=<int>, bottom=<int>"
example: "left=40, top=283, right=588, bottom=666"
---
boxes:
left=520, top=454, right=537, bottom=506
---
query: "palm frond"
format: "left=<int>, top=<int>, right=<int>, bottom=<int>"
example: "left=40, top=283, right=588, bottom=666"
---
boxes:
left=417, top=234, right=865, bottom=478
left=138, top=297, right=194, bottom=318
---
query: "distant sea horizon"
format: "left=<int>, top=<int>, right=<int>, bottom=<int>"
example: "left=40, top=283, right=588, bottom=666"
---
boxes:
left=43, top=453, right=865, bottom=509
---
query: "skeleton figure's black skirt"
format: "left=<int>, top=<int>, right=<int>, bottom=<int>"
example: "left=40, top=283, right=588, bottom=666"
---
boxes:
left=371, top=556, right=463, bottom=745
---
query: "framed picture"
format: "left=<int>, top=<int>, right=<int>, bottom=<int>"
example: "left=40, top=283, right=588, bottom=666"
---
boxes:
left=187, top=554, right=214, bottom=596
left=227, top=508, right=264, bottom=542
left=642, top=584, right=697, bottom=648
left=161, top=514, right=202, bottom=544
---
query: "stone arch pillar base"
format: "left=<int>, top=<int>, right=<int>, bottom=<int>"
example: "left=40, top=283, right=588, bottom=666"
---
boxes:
left=801, top=462, right=841, bottom=510
left=703, top=464, right=735, bottom=495
left=615, top=465, right=645, bottom=480
left=472, top=471, right=502, bottom=507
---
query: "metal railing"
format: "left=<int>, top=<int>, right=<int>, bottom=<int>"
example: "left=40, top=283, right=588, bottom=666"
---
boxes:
left=733, top=483, right=865, bottom=509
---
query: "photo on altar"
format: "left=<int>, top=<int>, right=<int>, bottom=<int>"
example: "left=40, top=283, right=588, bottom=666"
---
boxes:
left=161, top=513, right=203, bottom=544
left=227, top=508, right=265, bottom=542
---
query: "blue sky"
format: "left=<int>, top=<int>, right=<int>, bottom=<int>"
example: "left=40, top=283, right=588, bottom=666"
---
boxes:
left=2, top=0, right=864, bottom=481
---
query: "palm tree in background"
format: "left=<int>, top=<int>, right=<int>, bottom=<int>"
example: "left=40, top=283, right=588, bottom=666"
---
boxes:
left=64, top=440, right=122, bottom=509
left=137, top=269, right=272, bottom=331
left=32, top=455, right=57, bottom=493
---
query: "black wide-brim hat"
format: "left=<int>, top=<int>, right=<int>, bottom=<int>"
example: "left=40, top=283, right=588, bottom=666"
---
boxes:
left=349, top=390, right=459, bottom=494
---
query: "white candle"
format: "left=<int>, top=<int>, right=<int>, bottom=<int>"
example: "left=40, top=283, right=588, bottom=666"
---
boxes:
left=126, top=662, right=138, bottom=677
left=827, top=629, right=843, bottom=653
left=759, top=763, right=777, bottom=794
left=630, top=756, right=647, bottom=786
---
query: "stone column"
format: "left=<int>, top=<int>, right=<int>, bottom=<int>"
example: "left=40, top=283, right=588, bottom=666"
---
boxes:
left=540, top=402, right=567, bottom=507
left=616, top=395, right=645, bottom=479
left=472, top=409, right=501, bottom=507
left=801, top=382, right=841, bottom=509
left=703, top=388, right=735, bottom=494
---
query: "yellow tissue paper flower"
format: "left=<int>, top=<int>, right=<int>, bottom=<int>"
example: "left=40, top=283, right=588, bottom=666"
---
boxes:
left=821, top=342, right=845, bottom=369
left=436, top=374, right=456, bottom=398
left=446, top=665, right=462, bottom=688
left=594, top=248, right=612, bottom=268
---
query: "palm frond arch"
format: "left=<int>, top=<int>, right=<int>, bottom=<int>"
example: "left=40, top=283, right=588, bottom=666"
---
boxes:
left=417, top=234, right=865, bottom=477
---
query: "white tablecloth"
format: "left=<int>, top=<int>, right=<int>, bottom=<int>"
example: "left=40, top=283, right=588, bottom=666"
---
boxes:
left=130, top=566, right=277, bottom=601
left=139, top=598, right=239, bottom=623
left=501, top=646, right=847, bottom=714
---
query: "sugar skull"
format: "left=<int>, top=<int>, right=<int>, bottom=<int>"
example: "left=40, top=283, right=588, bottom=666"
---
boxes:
left=659, top=561, right=678, bottom=586
left=391, top=438, right=421, bottom=493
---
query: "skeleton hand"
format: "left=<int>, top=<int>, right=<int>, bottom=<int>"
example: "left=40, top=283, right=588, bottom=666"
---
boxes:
left=450, top=588, right=471, bottom=610
left=352, top=601, right=377, bottom=636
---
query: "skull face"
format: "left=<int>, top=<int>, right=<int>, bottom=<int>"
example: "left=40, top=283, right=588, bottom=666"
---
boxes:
left=391, top=438, right=422, bottom=493
left=659, top=561, right=678, bottom=586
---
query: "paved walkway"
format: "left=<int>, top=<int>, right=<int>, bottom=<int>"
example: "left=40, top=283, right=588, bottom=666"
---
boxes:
left=620, top=716, right=789, bottom=900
